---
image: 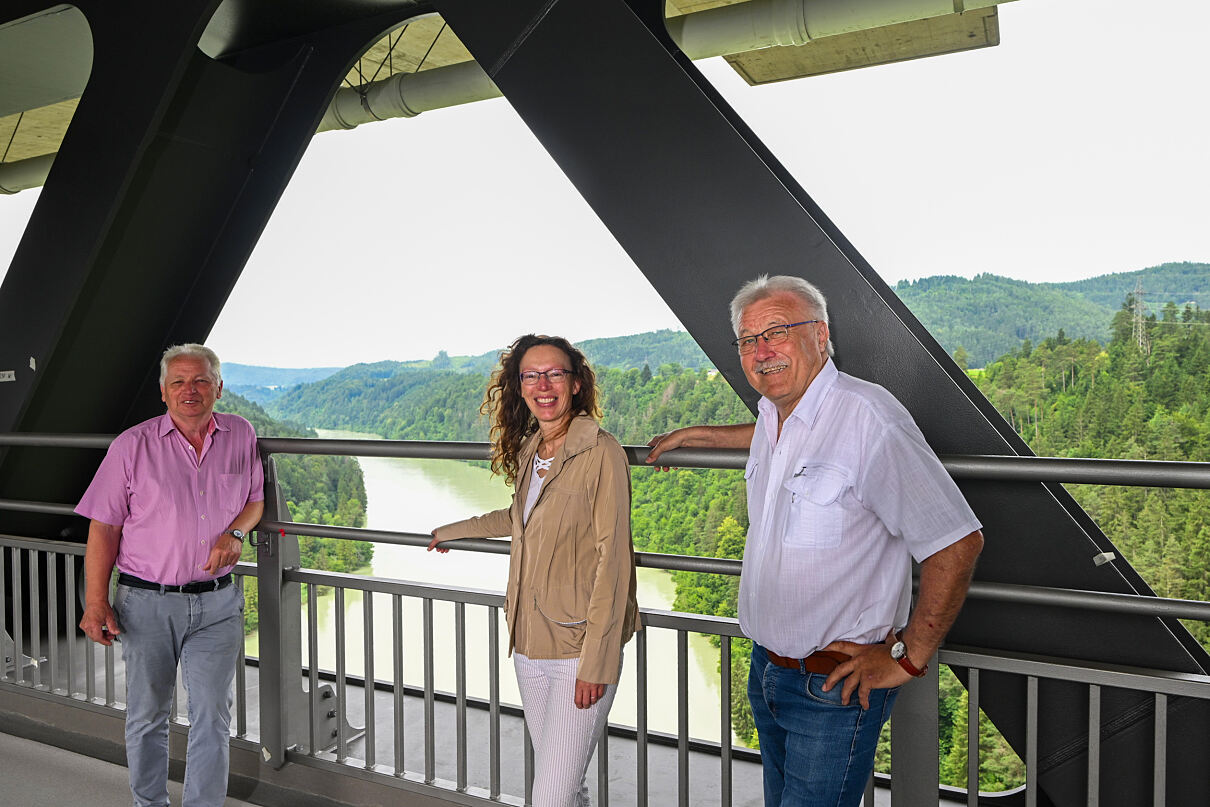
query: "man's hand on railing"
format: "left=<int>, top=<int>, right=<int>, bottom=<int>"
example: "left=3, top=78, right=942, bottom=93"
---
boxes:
left=645, top=423, right=756, bottom=470
left=80, top=600, right=121, bottom=646
left=427, top=532, right=450, bottom=554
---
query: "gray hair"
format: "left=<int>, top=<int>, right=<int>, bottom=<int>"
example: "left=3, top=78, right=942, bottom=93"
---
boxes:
left=159, top=343, right=222, bottom=387
left=729, top=274, right=835, bottom=357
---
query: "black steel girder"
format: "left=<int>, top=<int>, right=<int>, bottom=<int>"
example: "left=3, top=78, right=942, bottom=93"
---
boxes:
left=0, top=0, right=426, bottom=538
left=430, top=1, right=1210, bottom=804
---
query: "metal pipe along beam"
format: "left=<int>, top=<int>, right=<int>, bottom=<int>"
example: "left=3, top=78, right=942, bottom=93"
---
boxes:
left=0, top=0, right=1015, bottom=190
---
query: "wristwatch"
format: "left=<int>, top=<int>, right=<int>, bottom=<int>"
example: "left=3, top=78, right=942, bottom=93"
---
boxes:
left=890, top=631, right=928, bottom=678
left=223, top=528, right=246, bottom=543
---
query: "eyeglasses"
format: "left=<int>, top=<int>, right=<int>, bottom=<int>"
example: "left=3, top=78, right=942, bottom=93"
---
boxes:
left=732, top=321, right=819, bottom=355
left=520, top=369, right=573, bottom=385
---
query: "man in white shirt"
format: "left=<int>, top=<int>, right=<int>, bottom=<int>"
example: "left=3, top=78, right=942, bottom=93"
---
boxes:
left=647, top=275, right=983, bottom=807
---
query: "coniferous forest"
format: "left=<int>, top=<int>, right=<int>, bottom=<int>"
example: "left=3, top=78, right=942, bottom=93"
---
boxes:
left=248, top=286, right=1209, bottom=790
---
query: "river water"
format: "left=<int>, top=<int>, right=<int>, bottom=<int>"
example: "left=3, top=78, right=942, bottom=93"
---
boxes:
left=251, top=430, right=734, bottom=744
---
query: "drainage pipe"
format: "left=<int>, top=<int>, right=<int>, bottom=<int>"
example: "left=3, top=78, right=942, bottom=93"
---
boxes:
left=0, top=0, right=1014, bottom=190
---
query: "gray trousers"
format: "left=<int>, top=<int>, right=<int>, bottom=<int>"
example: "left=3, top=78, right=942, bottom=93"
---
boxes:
left=114, top=582, right=243, bottom=807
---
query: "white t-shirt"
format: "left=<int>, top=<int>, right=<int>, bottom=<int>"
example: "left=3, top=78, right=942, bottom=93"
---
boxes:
left=739, top=359, right=982, bottom=658
left=523, top=454, right=552, bottom=525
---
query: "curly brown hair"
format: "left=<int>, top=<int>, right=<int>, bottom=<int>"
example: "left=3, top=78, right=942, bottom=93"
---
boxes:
left=482, top=334, right=600, bottom=486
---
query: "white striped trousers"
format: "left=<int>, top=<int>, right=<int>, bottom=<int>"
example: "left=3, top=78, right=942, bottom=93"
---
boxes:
left=514, top=652, right=619, bottom=807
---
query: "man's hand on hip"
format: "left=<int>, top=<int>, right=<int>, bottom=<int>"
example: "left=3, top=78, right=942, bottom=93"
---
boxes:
left=202, top=533, right=243, bottom=575
left=820, top=639, right=913, bottom=710
left=80, top=601, right=120, bottom=645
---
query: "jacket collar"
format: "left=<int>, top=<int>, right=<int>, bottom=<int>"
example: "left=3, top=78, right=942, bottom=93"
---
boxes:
left=516, top=414, right=599, bottom=504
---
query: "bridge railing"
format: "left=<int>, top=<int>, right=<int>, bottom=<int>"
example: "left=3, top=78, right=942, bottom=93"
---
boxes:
left=2, top=432, right=1209, bottom=806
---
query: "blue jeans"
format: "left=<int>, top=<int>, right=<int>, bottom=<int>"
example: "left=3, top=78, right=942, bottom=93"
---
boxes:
left=748, top=643, right=898, bottom=807
left=114, top=582, right=244, bottom=807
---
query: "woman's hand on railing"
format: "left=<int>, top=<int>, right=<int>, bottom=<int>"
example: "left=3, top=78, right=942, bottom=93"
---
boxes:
left=427, top=532, right=450, bottom=554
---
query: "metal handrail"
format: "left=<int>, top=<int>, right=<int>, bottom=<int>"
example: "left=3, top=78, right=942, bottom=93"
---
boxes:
left=2, top=432, right=1209, bottom=488
left=4, top=431, right=1210, bottom=617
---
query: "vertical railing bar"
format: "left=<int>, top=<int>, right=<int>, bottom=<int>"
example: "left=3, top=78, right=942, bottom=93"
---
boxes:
left=524, top=721, right=534, bottom=807
left=13, top=548, right=25, bottom=685
left=455, top=601, right=467, bottom=791
left=363, top=591, right=376, bottom=770
left=65, top=554, right=77, bottom=697
left=0, top=547, right=9, bottom=683
left=308, top=581, right=319, bottom=756
left=335, top=586, right=348, bottom=763
left=1088, top=684, right=1100, bottom=806
left=102, top=562, right=115, bottom=706
left=423, top=598, right=435, bottom=785
left=678, top=629, right=689, bottom=807
left=636, top=627, right=648, bottom=807
left=968, top=667, right=980, bottom=806
left=1026, top=676, right=1038, bottom=807
left=29, top=550, right=41, bottom=688
left=104, top=641, right=115, bottom=707
left=720, top=635, right=732, bottom=807
left=85, top=625, right=96, bottom=702
left=489, top=606, right=501, bottom=799
left=393, top=594, right=405, bottom=777
left=864, top=774, right=875, bottom=807
left=597, top=720, right=609, bottom=807
left=235, top=575, right=247, bottom=738
left=47, top=552, right=59, bottom=692
left=1153, top=692, right=1166, bottom=807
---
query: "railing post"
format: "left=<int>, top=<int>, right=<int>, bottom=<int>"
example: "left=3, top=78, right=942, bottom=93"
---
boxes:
left=891, top=657, right=941, bottom=804
left=256, top=455, right=301, bottom=769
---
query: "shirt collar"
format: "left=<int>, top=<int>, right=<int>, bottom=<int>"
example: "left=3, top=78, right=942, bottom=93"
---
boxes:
left=157, top=412, right=224, bottom=437
left=756, top=357, right=839, bottom=439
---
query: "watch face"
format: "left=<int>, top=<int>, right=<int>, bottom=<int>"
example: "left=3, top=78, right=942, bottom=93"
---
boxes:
left=891, top=641, right=906, bottom=660
left=231, top=529, right=244, bottom=539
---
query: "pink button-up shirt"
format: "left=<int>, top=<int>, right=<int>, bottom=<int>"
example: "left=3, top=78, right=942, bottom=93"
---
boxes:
left=76, top=412, right=265, bottom=586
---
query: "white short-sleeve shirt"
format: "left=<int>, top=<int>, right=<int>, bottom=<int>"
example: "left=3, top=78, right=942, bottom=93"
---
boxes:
left=739, top=359, right=982, bottom=658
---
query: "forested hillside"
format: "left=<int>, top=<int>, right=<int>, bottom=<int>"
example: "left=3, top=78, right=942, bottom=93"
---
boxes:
left=215, top=393, right=371, bottom=632
left=266, top=331, right=715, bottom=436
left=975, top=298, right=1210, bottom=647
left=1053, top=261, right=1209, bottom=310
left=893, top=262, right=1210, bottom=367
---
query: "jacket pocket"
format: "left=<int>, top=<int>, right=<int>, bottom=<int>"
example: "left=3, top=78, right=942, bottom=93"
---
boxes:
left=782, top=464, right=849, bottom=549
left=534, top=588, right=587, bottom=626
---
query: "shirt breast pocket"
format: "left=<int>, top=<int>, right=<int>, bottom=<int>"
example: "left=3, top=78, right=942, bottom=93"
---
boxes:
left=782, top=465, right=849, bottom=549
left=218, top=473, right=247, bottom=506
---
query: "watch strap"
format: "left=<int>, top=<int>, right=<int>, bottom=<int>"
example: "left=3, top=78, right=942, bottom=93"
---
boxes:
left=894, top=631, right=928, bottom=678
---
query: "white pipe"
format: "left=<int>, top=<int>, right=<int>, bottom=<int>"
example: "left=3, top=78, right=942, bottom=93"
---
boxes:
left=669, top=0, right=1008, bottom=60
left=0, top=0, right=1013, bottom=192
left=318, top=59, right=502, bottom=132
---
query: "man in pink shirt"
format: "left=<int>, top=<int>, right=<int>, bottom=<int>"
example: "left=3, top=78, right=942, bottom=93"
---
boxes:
left=77, top=344, right=264, bottom=807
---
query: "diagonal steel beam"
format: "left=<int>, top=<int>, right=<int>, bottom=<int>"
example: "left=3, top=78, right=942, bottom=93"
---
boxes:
left=432, top=1, right=1210, bottom=803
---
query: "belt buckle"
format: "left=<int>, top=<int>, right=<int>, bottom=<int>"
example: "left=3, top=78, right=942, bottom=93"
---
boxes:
left=211, top=578, right=221, bottom=592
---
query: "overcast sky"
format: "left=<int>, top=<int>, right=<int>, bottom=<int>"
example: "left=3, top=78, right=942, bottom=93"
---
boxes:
left=1, top=0, right=1207, bottom=368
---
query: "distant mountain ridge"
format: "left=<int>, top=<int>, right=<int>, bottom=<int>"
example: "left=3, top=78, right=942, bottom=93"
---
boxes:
left=233, top=262, right=1206, bottom=389
left=895, top=261, right=1208, bottom=366
left=223, top=363, right=343, bottom=387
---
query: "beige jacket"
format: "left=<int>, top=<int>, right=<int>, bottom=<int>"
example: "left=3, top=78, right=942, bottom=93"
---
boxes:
left=434, top=415, right=640, bottom=684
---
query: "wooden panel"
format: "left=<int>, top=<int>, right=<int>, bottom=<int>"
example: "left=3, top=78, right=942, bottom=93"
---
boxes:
left=726, top=8, right=1000, bottom=85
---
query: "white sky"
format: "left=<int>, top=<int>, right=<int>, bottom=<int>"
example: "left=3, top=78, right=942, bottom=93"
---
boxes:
left=1, top=0, right=1207, bottom=368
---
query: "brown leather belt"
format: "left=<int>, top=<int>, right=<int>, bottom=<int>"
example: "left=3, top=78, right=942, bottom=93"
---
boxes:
left=765, top=648, right=853, bottom=675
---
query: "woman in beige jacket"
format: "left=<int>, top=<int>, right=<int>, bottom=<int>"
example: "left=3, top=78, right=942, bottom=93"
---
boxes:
left=428, top=334, right=639, bottom=807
